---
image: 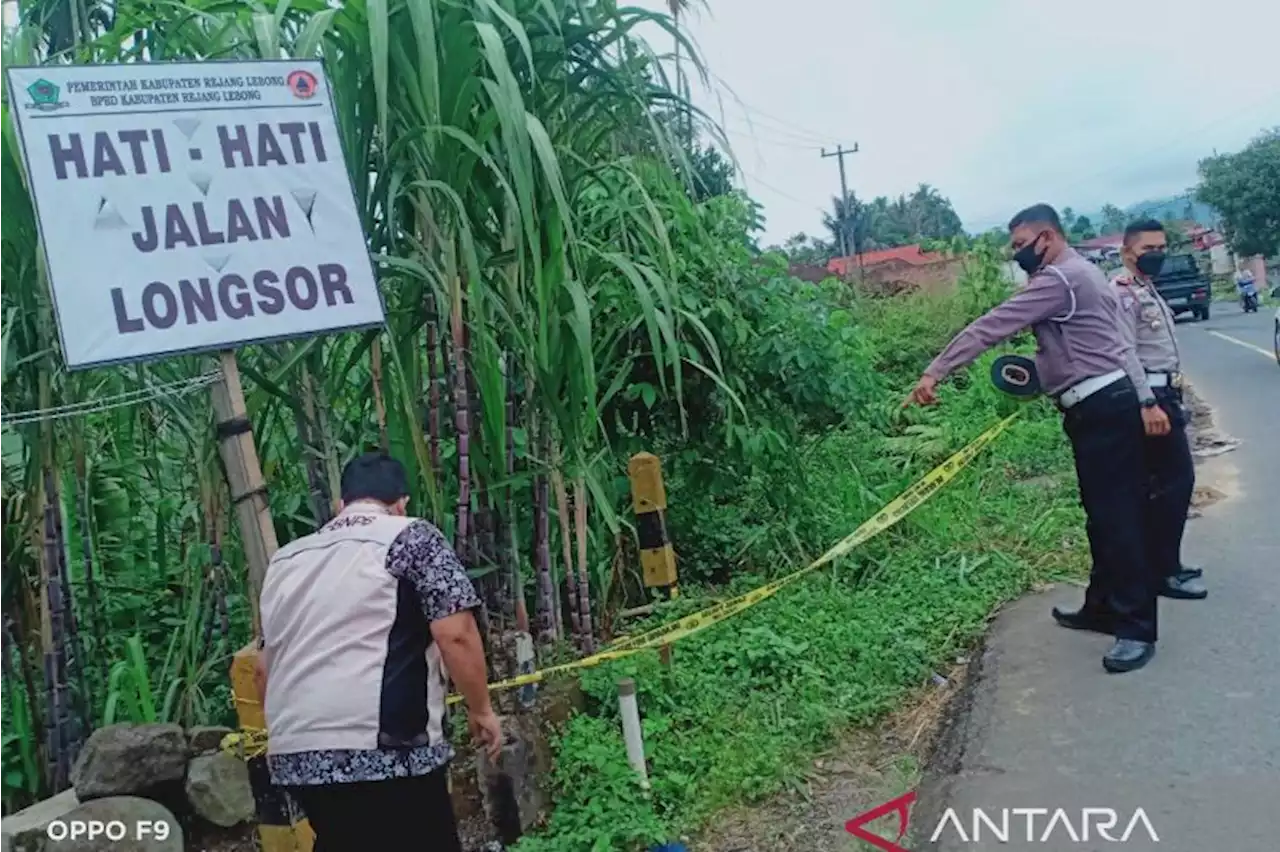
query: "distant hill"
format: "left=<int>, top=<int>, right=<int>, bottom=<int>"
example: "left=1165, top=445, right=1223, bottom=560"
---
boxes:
left=1080, top=194, right=1218, bottom=228
left=1072, top=194, right=1221, bottom=234
left=1120, top=194, right=1220, bottom=228
left=967, top=193, right=1222, bottom=237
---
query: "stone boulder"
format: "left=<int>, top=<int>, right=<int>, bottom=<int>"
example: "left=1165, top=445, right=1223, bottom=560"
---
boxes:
left=7, top=796, right=182, bottom=852
left=71, top=724, right=188, bottom=801
left=184, top=753, right=255, bottom=827
left=186, top=726, right=234, bottom=754
left=477, top=719, right=546, bottom=845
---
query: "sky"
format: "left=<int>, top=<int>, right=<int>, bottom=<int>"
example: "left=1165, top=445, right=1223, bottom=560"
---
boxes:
left=4, top=0, right=1275, bottom=248
left=640, top=0, right=1280, bottom=246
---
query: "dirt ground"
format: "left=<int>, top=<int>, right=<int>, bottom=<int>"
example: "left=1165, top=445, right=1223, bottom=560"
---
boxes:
left=696, top=662, right=971, bottom=852
left=1183, top=381, right=1240, bottom=514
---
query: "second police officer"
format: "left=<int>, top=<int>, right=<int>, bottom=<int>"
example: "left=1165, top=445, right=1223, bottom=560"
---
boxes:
left=1108, top=219, right=1207, bottom=602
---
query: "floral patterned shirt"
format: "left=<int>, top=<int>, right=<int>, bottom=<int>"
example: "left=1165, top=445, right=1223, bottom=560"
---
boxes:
left=267, top=517, right=480, bottom=786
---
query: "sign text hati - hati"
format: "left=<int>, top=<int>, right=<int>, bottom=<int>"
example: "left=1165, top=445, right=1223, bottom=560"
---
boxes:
left=47, top=121, right=352, bottom=333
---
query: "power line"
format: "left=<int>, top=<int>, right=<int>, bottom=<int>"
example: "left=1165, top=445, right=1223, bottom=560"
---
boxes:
left=740, top=169, right=827, bottom=214
left=2, top=372, right=222, bottom=426
left=706, top=72, right=845, bottom=145
left=722, top=124, right=824, bottom=152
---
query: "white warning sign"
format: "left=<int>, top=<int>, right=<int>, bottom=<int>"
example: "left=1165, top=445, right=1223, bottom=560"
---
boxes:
left=5, top=60, right=384, bottom=370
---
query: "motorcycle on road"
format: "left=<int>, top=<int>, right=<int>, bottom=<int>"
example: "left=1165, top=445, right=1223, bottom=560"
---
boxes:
left=1237, top=275, right=1260, bottom=313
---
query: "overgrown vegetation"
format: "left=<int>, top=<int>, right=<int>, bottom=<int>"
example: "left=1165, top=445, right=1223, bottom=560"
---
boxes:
left=513, top=258, right=1088, bottom=851
left=0, top=1, right=1089, bottom=847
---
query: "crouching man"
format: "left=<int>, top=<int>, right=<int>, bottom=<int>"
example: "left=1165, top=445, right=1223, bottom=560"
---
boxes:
left=256, top=451, right=502, bottom=852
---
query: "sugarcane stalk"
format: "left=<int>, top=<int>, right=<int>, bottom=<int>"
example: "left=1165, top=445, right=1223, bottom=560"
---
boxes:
left=502, top=356, right=526, bottom=628
left=371, top=336, right=390, bottom=453
left=308, top=353, right=343, bottom=517
left=52, top=474, right=89, bottom=754
left=573, top=475, right=594, bottom=652
left=425, top=290, right=442, bottom=477
left=70, top=434, right=108, bottom=692
left=41, top=467, right=71, bottom=791
left=298, top=364, right=334, bottom=527
left=550, top=450, right=581, bottom=641
left=450, top=274, right=472, bottom=565
left=530, top=411, right=556, bottom=644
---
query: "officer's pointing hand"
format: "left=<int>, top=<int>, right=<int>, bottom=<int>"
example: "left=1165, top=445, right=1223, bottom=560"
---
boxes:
left=904, top=374, right=939, bottom=407
left=1141, top=405, right=1171, bottom=437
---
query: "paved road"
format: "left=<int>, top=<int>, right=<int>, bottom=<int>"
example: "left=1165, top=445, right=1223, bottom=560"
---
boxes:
left=916, top=308, right=1280, bottom=851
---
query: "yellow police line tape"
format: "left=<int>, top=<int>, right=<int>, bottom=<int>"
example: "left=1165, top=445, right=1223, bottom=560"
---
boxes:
left=221, top=411, right=1020, bottom=761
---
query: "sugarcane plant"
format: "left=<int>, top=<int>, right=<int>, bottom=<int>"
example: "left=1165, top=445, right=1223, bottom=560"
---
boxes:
left=1, top=0, right=732, bottom=811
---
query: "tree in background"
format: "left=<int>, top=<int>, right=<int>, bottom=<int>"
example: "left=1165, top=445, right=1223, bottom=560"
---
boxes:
left=1059, top=208, right=1098, bottom=243
left=1071, top=215, right=1097, bottom=241
left=823, top=184, right=964, bottom=256
left=1196, top=128, right=1280, bottom=258
left=772, top=233, right=833, bottom=266
left=1099, top=204, right=1127, bottom=235
left=676, top=144, right=736, bottom=203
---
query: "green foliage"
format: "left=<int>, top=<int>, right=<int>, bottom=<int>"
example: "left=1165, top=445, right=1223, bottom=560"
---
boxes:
left=773, top=232, right=833, bottom=266
left=515, top=260, right=1083, bottom=850
left=824, top=184, right=964, bottom=256
left=1099, top=204, right=1127, bottom=235
left=1196, top=127, right=1280, bottom=258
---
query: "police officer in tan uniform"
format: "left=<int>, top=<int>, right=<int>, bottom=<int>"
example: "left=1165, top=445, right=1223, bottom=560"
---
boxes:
left=907, top=204, right=1162, bottom=673
left=1111, top=219, right=1207, bottom=600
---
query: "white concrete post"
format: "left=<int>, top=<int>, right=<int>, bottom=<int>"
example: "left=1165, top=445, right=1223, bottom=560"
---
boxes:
left=617, top=678, right=649, bottom=789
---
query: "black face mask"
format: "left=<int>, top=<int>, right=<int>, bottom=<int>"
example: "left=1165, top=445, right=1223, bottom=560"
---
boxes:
left=1013, top=233, right=1048, bottom=274
left=1135, top=250, right=1165, bottom=277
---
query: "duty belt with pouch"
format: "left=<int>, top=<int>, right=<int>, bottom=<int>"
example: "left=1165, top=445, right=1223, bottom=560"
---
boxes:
left=1056, top=369, right=1126, bottom=410
left=1146, top=371, right=1183, bottom=390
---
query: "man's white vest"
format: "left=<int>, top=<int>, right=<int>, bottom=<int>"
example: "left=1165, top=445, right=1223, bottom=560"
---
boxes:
left=260, top=506, right=448, bottom=756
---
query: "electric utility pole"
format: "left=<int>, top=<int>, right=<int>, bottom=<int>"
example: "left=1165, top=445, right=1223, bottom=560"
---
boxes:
left=821, top=143, right=859, bottom=259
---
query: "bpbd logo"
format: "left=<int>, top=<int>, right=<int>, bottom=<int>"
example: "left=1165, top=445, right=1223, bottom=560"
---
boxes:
left=26, top=78, right=69, bottom=112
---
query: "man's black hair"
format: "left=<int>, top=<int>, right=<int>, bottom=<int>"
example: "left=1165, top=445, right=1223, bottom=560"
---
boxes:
left=1123, top=218, right=1165, bottom=246
left=1007, top=203, right=1064, bottom=235
left=340, top=451, right=410, bottom=504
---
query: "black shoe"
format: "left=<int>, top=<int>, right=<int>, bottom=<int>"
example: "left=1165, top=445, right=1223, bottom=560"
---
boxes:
left=1160, top=574, right=1208, bottom=600
left=1103, top=639, right=1155, bottom=673
left=1052, top=606, right=1115, bottom=635
left=1178, top=565, right=1204, bottom=580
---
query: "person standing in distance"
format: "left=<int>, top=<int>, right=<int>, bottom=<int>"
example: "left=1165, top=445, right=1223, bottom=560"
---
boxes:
left=256, top=451, right=501, bottom=852
left=1110, top=219, right=1207, bottom=600
left=905, top=204, right=1160, bottom=673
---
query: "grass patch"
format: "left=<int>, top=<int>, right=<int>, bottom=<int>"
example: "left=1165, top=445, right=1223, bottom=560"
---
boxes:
left=514, top=347, right=1087, bottom=851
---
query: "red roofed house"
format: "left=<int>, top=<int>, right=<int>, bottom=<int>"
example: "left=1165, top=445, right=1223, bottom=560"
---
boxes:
left=1074, top=233, right=1125, bottom=254
left=826, top=244, right=962, bottom=294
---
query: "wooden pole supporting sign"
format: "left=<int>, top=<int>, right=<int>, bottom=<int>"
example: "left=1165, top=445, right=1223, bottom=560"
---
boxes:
left=212, top=350, right=315, bottom=852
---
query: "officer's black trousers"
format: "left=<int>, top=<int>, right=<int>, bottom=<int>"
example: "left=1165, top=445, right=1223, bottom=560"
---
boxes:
left=1144, top=387, right=1195, bottom=577
left=1063, top=378, right=1159, bottom=643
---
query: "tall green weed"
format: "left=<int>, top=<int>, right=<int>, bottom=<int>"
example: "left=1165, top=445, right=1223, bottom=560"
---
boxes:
left=516, top=255, right=1086, bottom=851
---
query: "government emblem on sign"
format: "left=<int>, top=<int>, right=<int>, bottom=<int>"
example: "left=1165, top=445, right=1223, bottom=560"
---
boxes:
left=26, top=78, right=68, bottom=112
left=287, top=70, right=318, bottom=99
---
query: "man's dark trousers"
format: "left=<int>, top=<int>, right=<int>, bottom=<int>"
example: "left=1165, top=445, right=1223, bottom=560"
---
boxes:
left=1144, top=386, right=1195, bottom=578
left=1063, top=378, right=1159, bottom=643
left=289, top=767, right=462, bottom=852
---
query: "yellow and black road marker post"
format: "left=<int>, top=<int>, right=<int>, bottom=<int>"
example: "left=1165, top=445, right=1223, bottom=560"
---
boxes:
left=627, top=452, right=679, bottom=664
left=229, top=646, right=315, bottom=852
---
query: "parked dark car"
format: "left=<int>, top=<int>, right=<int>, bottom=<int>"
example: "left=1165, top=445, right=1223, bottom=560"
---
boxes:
left=1153, top=253, right=1211, bottom=321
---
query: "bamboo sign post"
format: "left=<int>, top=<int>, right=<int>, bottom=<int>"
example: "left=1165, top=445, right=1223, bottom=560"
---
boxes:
left=211, top=350, right=278, bottom=634
left=627, top=453, right=679, bottom=665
